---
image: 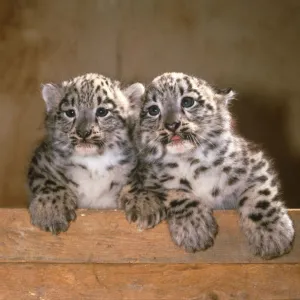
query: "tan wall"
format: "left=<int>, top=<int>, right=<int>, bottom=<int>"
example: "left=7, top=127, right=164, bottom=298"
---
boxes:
left=0, top=0, right=299, bottom=207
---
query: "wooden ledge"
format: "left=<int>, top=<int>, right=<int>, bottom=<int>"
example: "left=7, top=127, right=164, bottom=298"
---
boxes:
left=1, top=263, right=300, bottom=299
left=0, top=209, right=299, bottom=264
left=0, top=209, right=299, bottom=299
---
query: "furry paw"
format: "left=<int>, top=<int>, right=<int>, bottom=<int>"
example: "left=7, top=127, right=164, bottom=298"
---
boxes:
left=120, top=187, right=167, bottom=229
left=29, top=190, right=77, bottom=234
left=168, top=203, right=218, bottom=252
left=242, top=211, right=295, bottom=259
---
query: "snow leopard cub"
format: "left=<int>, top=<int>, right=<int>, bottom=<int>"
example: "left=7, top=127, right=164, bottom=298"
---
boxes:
left=120, top=72, right=295, bottom=259
left=28, top=73, right=144, bottom=234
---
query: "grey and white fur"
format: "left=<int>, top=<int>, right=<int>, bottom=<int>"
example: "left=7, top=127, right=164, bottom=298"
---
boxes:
left=120, top=72, right=295, bottom=259
left=28, top=73, right=144, bottom=234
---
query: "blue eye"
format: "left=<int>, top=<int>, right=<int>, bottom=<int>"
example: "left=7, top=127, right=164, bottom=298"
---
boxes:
left=96, top=107, right=108, bottom=117
left=181, top=97, right=195, bottom=108
left=148, top=105, right=160, bottom=116
left=65, top=109, right=76, bottom=117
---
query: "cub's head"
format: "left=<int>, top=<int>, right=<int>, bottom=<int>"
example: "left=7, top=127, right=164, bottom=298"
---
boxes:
left=42, top=73, right=144, bottom=156
left=136, top=72, right=235, bottom=159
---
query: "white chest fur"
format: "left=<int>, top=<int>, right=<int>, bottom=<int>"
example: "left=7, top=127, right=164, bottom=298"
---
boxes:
left=68, top=151, right=131, bottom=209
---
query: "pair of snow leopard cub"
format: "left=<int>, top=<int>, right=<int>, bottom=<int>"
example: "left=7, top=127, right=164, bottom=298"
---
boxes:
left=28, top=72, right=295, bottom=259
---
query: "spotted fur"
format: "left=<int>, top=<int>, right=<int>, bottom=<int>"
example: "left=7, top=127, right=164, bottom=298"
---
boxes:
left=28, top=73, right=144, bottom=234
left=120, top=72, right=295, bottom=259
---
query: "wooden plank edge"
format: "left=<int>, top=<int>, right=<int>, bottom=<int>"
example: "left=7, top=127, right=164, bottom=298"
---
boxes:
left=0, top=209, right=299, bottom=264
left=0, top=263, right=299, bottom=300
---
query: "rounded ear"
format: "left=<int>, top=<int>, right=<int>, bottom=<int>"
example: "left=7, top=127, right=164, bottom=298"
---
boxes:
left=214, top=87, right=236, bottom=105
left=122, top=82, right=145, bottom=104
left=41, top=83, right=64, bottom=112
left=122, top=83, right=145, bottom=128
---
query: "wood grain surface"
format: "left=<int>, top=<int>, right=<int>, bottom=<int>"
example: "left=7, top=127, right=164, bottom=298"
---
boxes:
left=0, top=263, right=299, bottom=300
left=0, top=209, right=299, bottom=264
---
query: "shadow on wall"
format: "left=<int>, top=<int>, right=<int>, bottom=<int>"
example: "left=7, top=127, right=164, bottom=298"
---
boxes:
left=232, top=92, right=300, bottom=208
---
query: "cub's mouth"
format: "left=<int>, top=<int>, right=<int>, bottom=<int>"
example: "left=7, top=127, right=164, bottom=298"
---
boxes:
left=162, top=133, right=196, bottom=154
left=162, top=134, right=191, bottom=145
left=74, top=142, right=103, bottom=155
left=170, top=134, right=183, bottom=144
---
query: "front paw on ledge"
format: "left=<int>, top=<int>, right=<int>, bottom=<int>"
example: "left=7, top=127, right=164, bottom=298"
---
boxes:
left=120, top=189, right=167, bottom=230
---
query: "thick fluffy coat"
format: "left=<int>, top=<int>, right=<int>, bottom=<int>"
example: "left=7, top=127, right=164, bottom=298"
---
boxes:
left=28, top=73, right=144, bottom=234
left=120, top=72, right=295, bottom=259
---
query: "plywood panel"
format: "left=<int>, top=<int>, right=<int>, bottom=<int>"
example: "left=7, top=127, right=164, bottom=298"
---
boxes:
left=0, top=0, right=120, bottom=207
left=119, top=0, right=300, bottom=91
left=0, top=209, right=299, bottom=264
left=0, top=263, right=299, bottom=300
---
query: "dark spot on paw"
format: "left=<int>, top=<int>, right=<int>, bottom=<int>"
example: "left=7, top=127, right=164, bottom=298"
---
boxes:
left=258, top=189, right=271, bottom=196
left=266, top=207, right=277, bottom=217
left=249, top=213, right=263, bottom=222
left=252, top=161, right=266, bottom=172
left=223, top=166, right=231, bottom=173
left=229, top=152, right=236, bottom=158
left=261, top=221, right=269, bottom=227
left=228, top=176, right=239, bottom=185
left=183, top=211, right=193, bottom=218
left=211, top=187, right=220, bottom=197
left=239, top=196, right=248, bottom=206
left=271, top=216, right=280, bottom=224
left=235, top=167, right=247, bottom=174
left=270, top=177, right=277, bottom=187
left=272, top=194, right=281, bottom=202
left=256, top=200, right=270, bottom=209
left=166, top=162, right=179, bottom=168
left=255, top=175, right=268, bottom=183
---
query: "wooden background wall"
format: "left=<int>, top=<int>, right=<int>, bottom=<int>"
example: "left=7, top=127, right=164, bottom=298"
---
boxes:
left=0, top=0, right=299, bottom=208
